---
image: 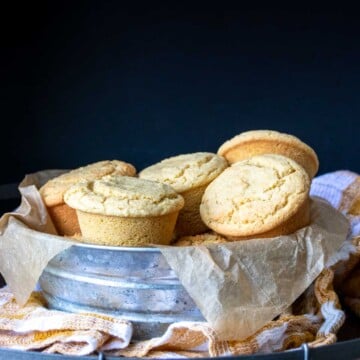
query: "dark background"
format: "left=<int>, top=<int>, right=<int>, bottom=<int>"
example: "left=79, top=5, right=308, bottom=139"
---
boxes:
left=1, top=4, right=360, bottom=186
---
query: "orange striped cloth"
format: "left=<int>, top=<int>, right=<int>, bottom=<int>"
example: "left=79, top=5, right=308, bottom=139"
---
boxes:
left=0, top=170, right=359, bottom=357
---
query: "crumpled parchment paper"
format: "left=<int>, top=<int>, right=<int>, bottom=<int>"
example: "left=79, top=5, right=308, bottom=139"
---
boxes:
left=0, top=171, right=350, bottom=341
left=159, top=197, right=349, bottom=340
left=0, top=170, right=73, bottom=305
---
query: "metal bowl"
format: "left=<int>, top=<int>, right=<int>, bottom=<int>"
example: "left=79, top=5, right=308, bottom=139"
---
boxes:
left=39, top=243, right=204, bottom=340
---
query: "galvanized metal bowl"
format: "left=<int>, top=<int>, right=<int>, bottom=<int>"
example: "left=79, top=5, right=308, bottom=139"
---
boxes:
left=39, top=243, right=204, bottom=340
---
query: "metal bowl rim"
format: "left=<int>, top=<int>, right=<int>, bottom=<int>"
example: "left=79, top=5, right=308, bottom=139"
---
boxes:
left=68, top=241, right=163, bottom=253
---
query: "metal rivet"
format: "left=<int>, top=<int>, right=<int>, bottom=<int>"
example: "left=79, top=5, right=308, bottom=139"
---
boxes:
left=301, top=343, right=309, bottom=360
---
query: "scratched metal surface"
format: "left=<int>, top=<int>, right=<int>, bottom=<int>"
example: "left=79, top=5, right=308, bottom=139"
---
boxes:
left=39, top=243, right=204, bottom=340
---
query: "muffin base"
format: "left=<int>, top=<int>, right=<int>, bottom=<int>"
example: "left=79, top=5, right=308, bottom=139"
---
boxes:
left=174, top=185, right=209, bottom=238
left=76, top=210, right=179, bottom=246
left=47, top=203, right=81, bottom=236
left=220, top=139, right=318, bottom=179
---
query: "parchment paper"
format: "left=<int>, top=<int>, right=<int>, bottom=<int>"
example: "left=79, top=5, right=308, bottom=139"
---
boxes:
left=159, top=198, right=349, bottom=340
left=0, top=170, right=73, bottom=305
left=0, top=171, right=350, bottom=341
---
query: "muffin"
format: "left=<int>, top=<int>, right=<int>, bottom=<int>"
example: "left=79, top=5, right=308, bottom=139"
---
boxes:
left=64, top=175, right=184, bottom=246
left=217, top=130, right=319, bottom=178
left=173, top=232, right=228, bottom=246
left=39, top=160, right=136, bottom=236
left=139, top=152, right=228, bottom=237
left=200, top=154, right=311, bottom=239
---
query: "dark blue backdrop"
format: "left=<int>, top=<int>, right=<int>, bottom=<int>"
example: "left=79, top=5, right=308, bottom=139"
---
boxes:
left=2, top=4, right=360, bottom=184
